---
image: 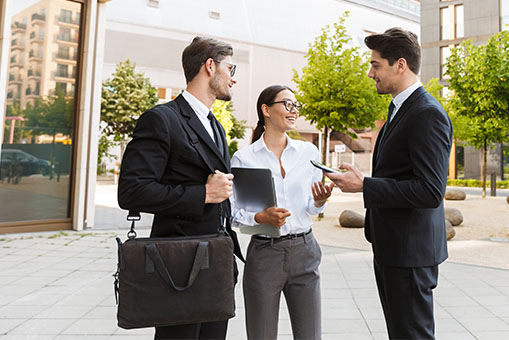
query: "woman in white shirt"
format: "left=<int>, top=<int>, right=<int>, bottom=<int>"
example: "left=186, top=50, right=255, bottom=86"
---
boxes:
left=231, top=85, right=333, bottom=340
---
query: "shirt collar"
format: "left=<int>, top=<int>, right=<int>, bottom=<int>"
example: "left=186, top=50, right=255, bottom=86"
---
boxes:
left=252, top=132, right=297, bottom=153
left=392, top=80, right=422, bottom=110
left=182, top=90, right=211, bottom=120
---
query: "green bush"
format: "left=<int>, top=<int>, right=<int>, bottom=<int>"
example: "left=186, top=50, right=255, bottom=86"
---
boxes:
left=447, top=179, right=509, bottom=189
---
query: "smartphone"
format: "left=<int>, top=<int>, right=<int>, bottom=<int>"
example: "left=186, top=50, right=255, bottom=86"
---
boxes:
left=310, top=160, right=343, bottom=174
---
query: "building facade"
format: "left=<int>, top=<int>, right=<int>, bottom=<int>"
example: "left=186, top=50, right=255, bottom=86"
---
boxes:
left=0, top=0, right=108, bottom=233
left=421, top=0, right=508, bottom=180
left=101, top=0, right=421, bottom=172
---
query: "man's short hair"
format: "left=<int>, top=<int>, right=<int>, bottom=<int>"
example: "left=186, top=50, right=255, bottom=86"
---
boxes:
left=181, top=36, right=233, bottom=83
left=364, top=28, right=421, bottom=75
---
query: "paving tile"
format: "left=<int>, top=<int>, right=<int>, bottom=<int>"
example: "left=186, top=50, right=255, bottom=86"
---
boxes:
left=61, top=318, right=118, bottom=335
left=0, top=335, right=53, bottom=340
left=0, top=319, right=25, bottom=334
left=34, top=305, right=92, bottom=319
left=81, top=306, right=116, bottom=319
left=0, top=305, right=46, bottom=318
left=471, top=331, right=509, bottom=340
left=435, top=331, right=477, bottom=340
left=455, top=318, right=509, bottom=331
left=446, top=306, right=497, bottom=319
left=8, top=318, right=75, bottom=335
left=365, top=318, right=387, bottom=333
left=436, top=317, right=469, bottom=332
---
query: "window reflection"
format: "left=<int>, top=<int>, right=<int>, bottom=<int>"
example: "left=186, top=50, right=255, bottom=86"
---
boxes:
left=1, top=0, right=81, bottom=223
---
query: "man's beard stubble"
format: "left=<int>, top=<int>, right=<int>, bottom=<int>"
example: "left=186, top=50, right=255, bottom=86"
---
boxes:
left=210, top=74, right=231, bottom=101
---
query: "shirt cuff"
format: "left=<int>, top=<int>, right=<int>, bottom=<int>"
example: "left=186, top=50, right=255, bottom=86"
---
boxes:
left=308, top=200, right=327, bottom=215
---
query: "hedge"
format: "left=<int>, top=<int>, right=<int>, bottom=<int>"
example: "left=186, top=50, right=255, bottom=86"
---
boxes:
left=447, top=179, right=509, bottom=189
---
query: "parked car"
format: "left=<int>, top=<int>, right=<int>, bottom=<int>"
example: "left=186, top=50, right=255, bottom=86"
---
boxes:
left=0, top=149, right=51, bottom=183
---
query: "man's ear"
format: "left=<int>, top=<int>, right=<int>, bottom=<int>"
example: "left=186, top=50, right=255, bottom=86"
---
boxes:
left=204, top=58, right=214, bottom=76
left=397, top=58, right=408, bottom=74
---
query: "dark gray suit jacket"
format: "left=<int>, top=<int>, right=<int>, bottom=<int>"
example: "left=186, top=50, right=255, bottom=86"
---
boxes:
left=118, top=94, right=244, bottom=262
left=364, top=86, right=453, bottom=267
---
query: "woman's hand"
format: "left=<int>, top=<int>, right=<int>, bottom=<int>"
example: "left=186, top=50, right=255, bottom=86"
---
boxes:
left=312, top=181, right=334, bottom=207
left=254, top=207, right=291, bottom=228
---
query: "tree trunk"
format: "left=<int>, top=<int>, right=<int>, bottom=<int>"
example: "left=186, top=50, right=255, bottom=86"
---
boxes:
left=481, top=140, right=487, bottom=198
left=318, top=127, right=329, bottom=220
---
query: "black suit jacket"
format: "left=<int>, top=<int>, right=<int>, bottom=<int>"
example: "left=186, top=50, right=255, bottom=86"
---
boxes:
left=118, top=94, right=244, bottom=262
left=363, top=86, right=453, bottom=267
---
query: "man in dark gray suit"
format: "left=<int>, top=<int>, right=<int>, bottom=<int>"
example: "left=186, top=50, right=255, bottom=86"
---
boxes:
left=118, top=37, right=244, bottom=340
left=326, top=28, right=453, bottom=339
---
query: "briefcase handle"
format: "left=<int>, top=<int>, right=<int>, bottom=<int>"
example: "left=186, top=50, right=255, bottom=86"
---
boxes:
left=145, top=241, right=209, bottom=292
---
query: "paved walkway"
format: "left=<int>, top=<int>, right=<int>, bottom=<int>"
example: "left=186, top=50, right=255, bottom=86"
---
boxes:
left=0, top=182, right=507, bottom=339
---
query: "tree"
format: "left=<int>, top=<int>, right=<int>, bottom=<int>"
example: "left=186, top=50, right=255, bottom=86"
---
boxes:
left=445, top=31, right=509, bottom=197
left=292, top=13, right=390, bottom=168
left=101, top=59, right=158, bottom=156
left=212, top=100, right=247, bottom=156
left=23, top=87, right=73, bottom=137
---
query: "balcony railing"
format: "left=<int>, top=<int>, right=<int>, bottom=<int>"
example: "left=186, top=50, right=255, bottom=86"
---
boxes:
left=56, top=71, right=69, bottom=78
left=31, top=13, right=46, bottom=22
left=12, top=22, right=27, bottom=31
left=57, top=52, right=70, bottom=59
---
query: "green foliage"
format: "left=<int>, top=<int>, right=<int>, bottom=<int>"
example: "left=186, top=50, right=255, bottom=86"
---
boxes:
left=101, top=59, right=158, bottom=143
left=287, top=130, right=307, bottom=141
left=292, top=13, right=390, bottom=139
left=445, top=31, right=509, bottom=195
left=212, top=100, right=233, bottom=141
left=23, top=87, right=73, bottom=135
left=213, top=101, right=247, bottom=156
left=445, top=31, right=509, bottom=149
left=229, top=115, right=247, bottom=140
left=447, top=179, right=509, bottom=189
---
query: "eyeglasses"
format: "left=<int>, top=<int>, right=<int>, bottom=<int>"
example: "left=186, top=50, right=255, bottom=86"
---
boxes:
left=213, top=59, right=236, bottom=77
left=269, top=100, right=302, bottom=112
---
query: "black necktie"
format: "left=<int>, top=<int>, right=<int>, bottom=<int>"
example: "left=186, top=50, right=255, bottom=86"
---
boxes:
left=207, top=111, right=224, bottom=157
left=379, top=101, right=395, bottom=142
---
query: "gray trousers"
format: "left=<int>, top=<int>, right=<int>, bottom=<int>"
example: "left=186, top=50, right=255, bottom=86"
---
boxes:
left=243, top=232, right=322, bottom=340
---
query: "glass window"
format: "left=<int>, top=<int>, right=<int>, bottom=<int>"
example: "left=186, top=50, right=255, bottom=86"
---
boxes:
left=57, top=64, right=68, bottom=77
left=60, top=9, right=72, bottom=23
left=441, top=7, right=451, bottom=40
left=455, top=5, right=464, bottom=39
left=58, top=45, right=70, bottom=59
left=58, top=27, right=71, bottom=41
left=441, top=46, right=452, bottom=79
left=1, top=0, right=83, bottom=224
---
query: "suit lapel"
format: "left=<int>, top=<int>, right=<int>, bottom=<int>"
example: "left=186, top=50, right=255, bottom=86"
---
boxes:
left=373, top=87, right=426, bottom=169
left=175, top=95, right=228, bottom=169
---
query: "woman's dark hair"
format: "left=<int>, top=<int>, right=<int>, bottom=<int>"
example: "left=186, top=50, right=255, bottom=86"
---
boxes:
left=182, top=36, right=233, bottom=83
left=364, top=27, right=421, bottom=75
left=251, top=85, right=293, bottom=144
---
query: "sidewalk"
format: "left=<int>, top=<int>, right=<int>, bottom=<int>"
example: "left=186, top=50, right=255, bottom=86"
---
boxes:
left=0, top=182, right=507, bottom=339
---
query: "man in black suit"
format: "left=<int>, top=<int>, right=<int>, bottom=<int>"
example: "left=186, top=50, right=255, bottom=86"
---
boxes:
left=118, top=36, right=244, bottom=340
left=326, top=28, right=453, bottom=339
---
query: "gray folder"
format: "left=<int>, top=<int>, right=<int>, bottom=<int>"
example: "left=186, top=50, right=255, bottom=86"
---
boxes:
left=231, top=167, right=280, bottom=237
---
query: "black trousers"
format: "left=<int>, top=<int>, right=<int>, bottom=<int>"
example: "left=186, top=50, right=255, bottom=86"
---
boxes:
left=154, top=320, right=228, bottom=340
left=374, top=258, right=438, bottom=340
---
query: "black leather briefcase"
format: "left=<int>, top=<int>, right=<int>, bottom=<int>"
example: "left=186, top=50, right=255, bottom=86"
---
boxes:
left=114, top=217, right=235, bottom=329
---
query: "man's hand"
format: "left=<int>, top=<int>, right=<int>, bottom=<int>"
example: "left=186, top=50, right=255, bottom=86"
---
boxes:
left=312, top=181, right=334, bottom=207
left=254, top=207, right=291, bottom=228
left=324, top=163, right=364, bottom=193
left=205, top=170, right=234, bottom=203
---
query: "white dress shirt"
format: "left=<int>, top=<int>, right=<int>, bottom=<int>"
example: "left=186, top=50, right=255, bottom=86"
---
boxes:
left=230, top=133, right=326, bottom=236
left=181, top=90, right=215, bottom=140
left=390, top=80, right=422, bottom=123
